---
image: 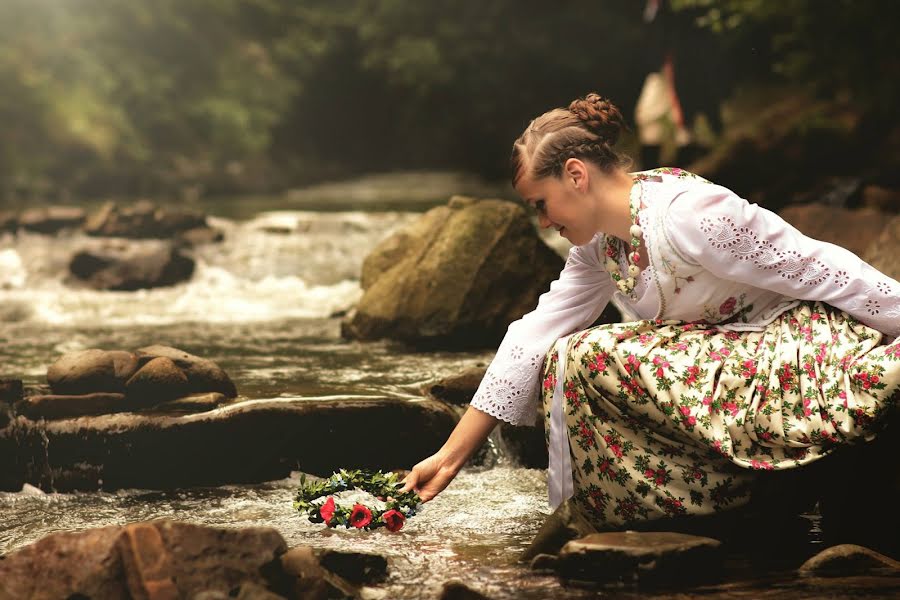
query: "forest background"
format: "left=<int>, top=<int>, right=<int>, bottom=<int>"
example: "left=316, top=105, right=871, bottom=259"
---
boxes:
left=1, top=0, right=897, bottom=203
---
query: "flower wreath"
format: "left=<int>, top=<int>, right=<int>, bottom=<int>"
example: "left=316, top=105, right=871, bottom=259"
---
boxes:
left=294, top=469, right=420, bottom=532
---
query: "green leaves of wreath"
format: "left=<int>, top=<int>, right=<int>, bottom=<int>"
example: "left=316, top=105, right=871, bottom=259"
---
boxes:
left=294, top=469, right=421, bottom=531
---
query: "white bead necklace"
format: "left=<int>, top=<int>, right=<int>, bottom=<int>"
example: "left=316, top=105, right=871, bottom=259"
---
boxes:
left=604, top=180, right=643, bottom=298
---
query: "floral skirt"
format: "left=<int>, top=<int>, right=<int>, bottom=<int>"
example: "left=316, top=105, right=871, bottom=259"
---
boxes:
left=540, top=301, right=900, bottom=528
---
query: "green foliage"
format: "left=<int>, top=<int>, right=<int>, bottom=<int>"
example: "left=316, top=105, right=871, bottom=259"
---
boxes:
left=670, top=0, right=900, bottom=112
left=1, top=0, right=890, bottom=198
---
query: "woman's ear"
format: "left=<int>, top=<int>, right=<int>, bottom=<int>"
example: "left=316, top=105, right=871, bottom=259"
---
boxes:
left=563, top=158, right=588, bottom=192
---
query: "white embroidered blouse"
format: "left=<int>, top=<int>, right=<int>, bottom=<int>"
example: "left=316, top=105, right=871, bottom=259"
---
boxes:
left=470, top=169, right=900, bottom=426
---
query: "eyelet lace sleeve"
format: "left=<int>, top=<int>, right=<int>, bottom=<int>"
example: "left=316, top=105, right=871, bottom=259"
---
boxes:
left=469, top=235, right=615, bottom=425
left=666, top=184, right=900, bottom=338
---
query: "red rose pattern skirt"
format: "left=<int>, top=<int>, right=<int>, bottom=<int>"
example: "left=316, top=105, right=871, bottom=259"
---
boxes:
left=541, top=301, right=900, bottom=528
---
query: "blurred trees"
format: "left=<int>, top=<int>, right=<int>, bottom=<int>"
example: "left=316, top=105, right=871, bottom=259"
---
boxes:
left=0, top=0, right=894, bottom=200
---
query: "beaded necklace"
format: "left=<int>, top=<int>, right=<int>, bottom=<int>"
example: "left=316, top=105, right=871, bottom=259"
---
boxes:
left=604, top=180, right=643, bottom=298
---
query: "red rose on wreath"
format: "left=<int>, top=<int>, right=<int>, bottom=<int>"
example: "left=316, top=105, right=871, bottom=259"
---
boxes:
left=719, top=296, right=737, bottom=315
left=349, top=503, right=373, bottom=529
left=382, top=509, right=406, bottom=532
left=319, top=496, right=336, bottom=525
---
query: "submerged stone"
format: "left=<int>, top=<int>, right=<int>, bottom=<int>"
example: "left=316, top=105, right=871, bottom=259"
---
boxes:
left=440, top=580, right=494, bottom=600
left=280, top=546, right=359, bottom=598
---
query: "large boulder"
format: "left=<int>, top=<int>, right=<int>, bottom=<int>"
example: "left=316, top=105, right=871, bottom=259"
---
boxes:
left=84, top=200, right=210, bottom=239
left=342, top=196, right=564, bottom=348
left=0, top=520, right=289, bottom=600
left=0, top=396, right=458, bottom=491
left=778, top=203, right=889, bottom=257
left=68, top=239, right=195, bottom=290
left=863, top=213, right=900, bottom=280
left=136, top=344, right=237, bottom=398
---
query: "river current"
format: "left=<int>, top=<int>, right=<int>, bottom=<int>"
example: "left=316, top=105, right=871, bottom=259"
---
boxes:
left=0, top=173, right=891, bottom=598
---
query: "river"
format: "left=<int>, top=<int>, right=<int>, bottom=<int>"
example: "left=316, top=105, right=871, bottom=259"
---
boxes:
left=0, top=172, right=892, bottom=599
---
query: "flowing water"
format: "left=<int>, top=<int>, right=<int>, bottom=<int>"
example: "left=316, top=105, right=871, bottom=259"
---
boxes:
left=0, top=172, right=894, bottom=598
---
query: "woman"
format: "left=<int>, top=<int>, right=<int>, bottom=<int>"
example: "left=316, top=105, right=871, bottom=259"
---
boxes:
left=402, top=93, right=900, bottom=529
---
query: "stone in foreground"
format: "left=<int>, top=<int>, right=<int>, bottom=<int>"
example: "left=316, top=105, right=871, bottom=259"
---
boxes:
left=556, top=531, right=722, bottom=583
left=799, top=544, right=900, bottom=577
left=0, top=396, right=457, bottom=492
left=0, top=520, right=288, bottom=600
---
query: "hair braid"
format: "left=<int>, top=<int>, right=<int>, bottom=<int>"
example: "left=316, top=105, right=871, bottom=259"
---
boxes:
left=511, top=93, right=631, bottom=185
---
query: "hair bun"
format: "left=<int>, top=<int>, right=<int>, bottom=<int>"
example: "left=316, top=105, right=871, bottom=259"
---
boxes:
left=568, top=93, right=625, bottom=145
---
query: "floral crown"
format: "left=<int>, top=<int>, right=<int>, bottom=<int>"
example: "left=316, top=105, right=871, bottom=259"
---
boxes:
left=294, top=469, right=421, bottom=532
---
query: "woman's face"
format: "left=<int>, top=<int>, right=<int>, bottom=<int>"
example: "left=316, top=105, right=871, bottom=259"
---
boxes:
left=515, top=170, right=598, bottom=246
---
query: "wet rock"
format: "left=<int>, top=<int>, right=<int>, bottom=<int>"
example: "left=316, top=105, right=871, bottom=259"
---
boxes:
left=317, top=549, right=388, bottom=585
left=423, top=366, right=486, bottom=405
left=439, top=580, right=493, bottom=600
left=18, top=205, right=85, bottom=234
left=343, top=197, right=564, bottom=349
left=0, top=210, right=17, bottom=233
left=863, top=214, right=900, bottom=280
left=778, top=203, right=888, bottom=257
left=16, top=392, right=128, bottom=420
left=125, top=356, right=190, bottom=406
left=521, top=498, right=598, bottom=563
left=177, top=225, right=225, bottom=246
left=280, top=546, right=358, bottom=599
left=84, top=200, right=209, bottom=239
left=556, top=531, right=722, bottom=583
left=235, top=581, right=288, bottom=599
left=861, top=184, right=900, bottom=212
left=136, top=345, right=238, bottom=398
left=498, top=419, right=547, bottom=469
left=529, top=553, right=559, bottom=572
left=798, top=544, right=900, bottom=577
left=0, top=525, right=129, bottom=599
left=1, top=396, right=458, bottom=492
left=0, top=520, right=289, bottom=600
left=0, top=381, right=16, bottom=428
left=154, top=392, right=228, bottom=413
left=68, top=239, right=195, bottom=290
left=47, top=348, right=123, bottom=394
left=0, top=378, right=23, bottom=403
left=125, top=520, right=287, bottom=598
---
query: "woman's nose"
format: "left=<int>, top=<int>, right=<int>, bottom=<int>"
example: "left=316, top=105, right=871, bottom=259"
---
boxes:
left=538, top=214, right=551, bottom=228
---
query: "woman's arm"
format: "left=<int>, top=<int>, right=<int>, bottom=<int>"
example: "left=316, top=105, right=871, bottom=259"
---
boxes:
left=403, top=237, right=615, bottom=501
left=666, top=184, right=900, bottom=337
left=401, top=405, right=498, bottom=501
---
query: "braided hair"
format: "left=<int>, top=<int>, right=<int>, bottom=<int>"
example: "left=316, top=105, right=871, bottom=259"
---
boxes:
left=511, top=93, right=631, bottom=186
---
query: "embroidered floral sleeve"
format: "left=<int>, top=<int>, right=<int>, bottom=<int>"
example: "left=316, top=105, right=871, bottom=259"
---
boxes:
left=665, top=184, right=900, bottom=337
left=469, top=235, right=616, bottom=425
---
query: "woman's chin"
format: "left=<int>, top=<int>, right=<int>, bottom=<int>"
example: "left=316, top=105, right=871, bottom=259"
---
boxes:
left=561, top=229, right=588, bottom=245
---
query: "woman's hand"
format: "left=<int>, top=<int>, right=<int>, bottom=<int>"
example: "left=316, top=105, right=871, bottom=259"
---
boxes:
left=400, top=406, right=499, bottom=502
left=401, top=451, right=459, bottom=502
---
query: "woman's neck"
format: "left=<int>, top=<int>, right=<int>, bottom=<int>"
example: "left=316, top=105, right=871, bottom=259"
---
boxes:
left=590, top=168, right=635, bottom=241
